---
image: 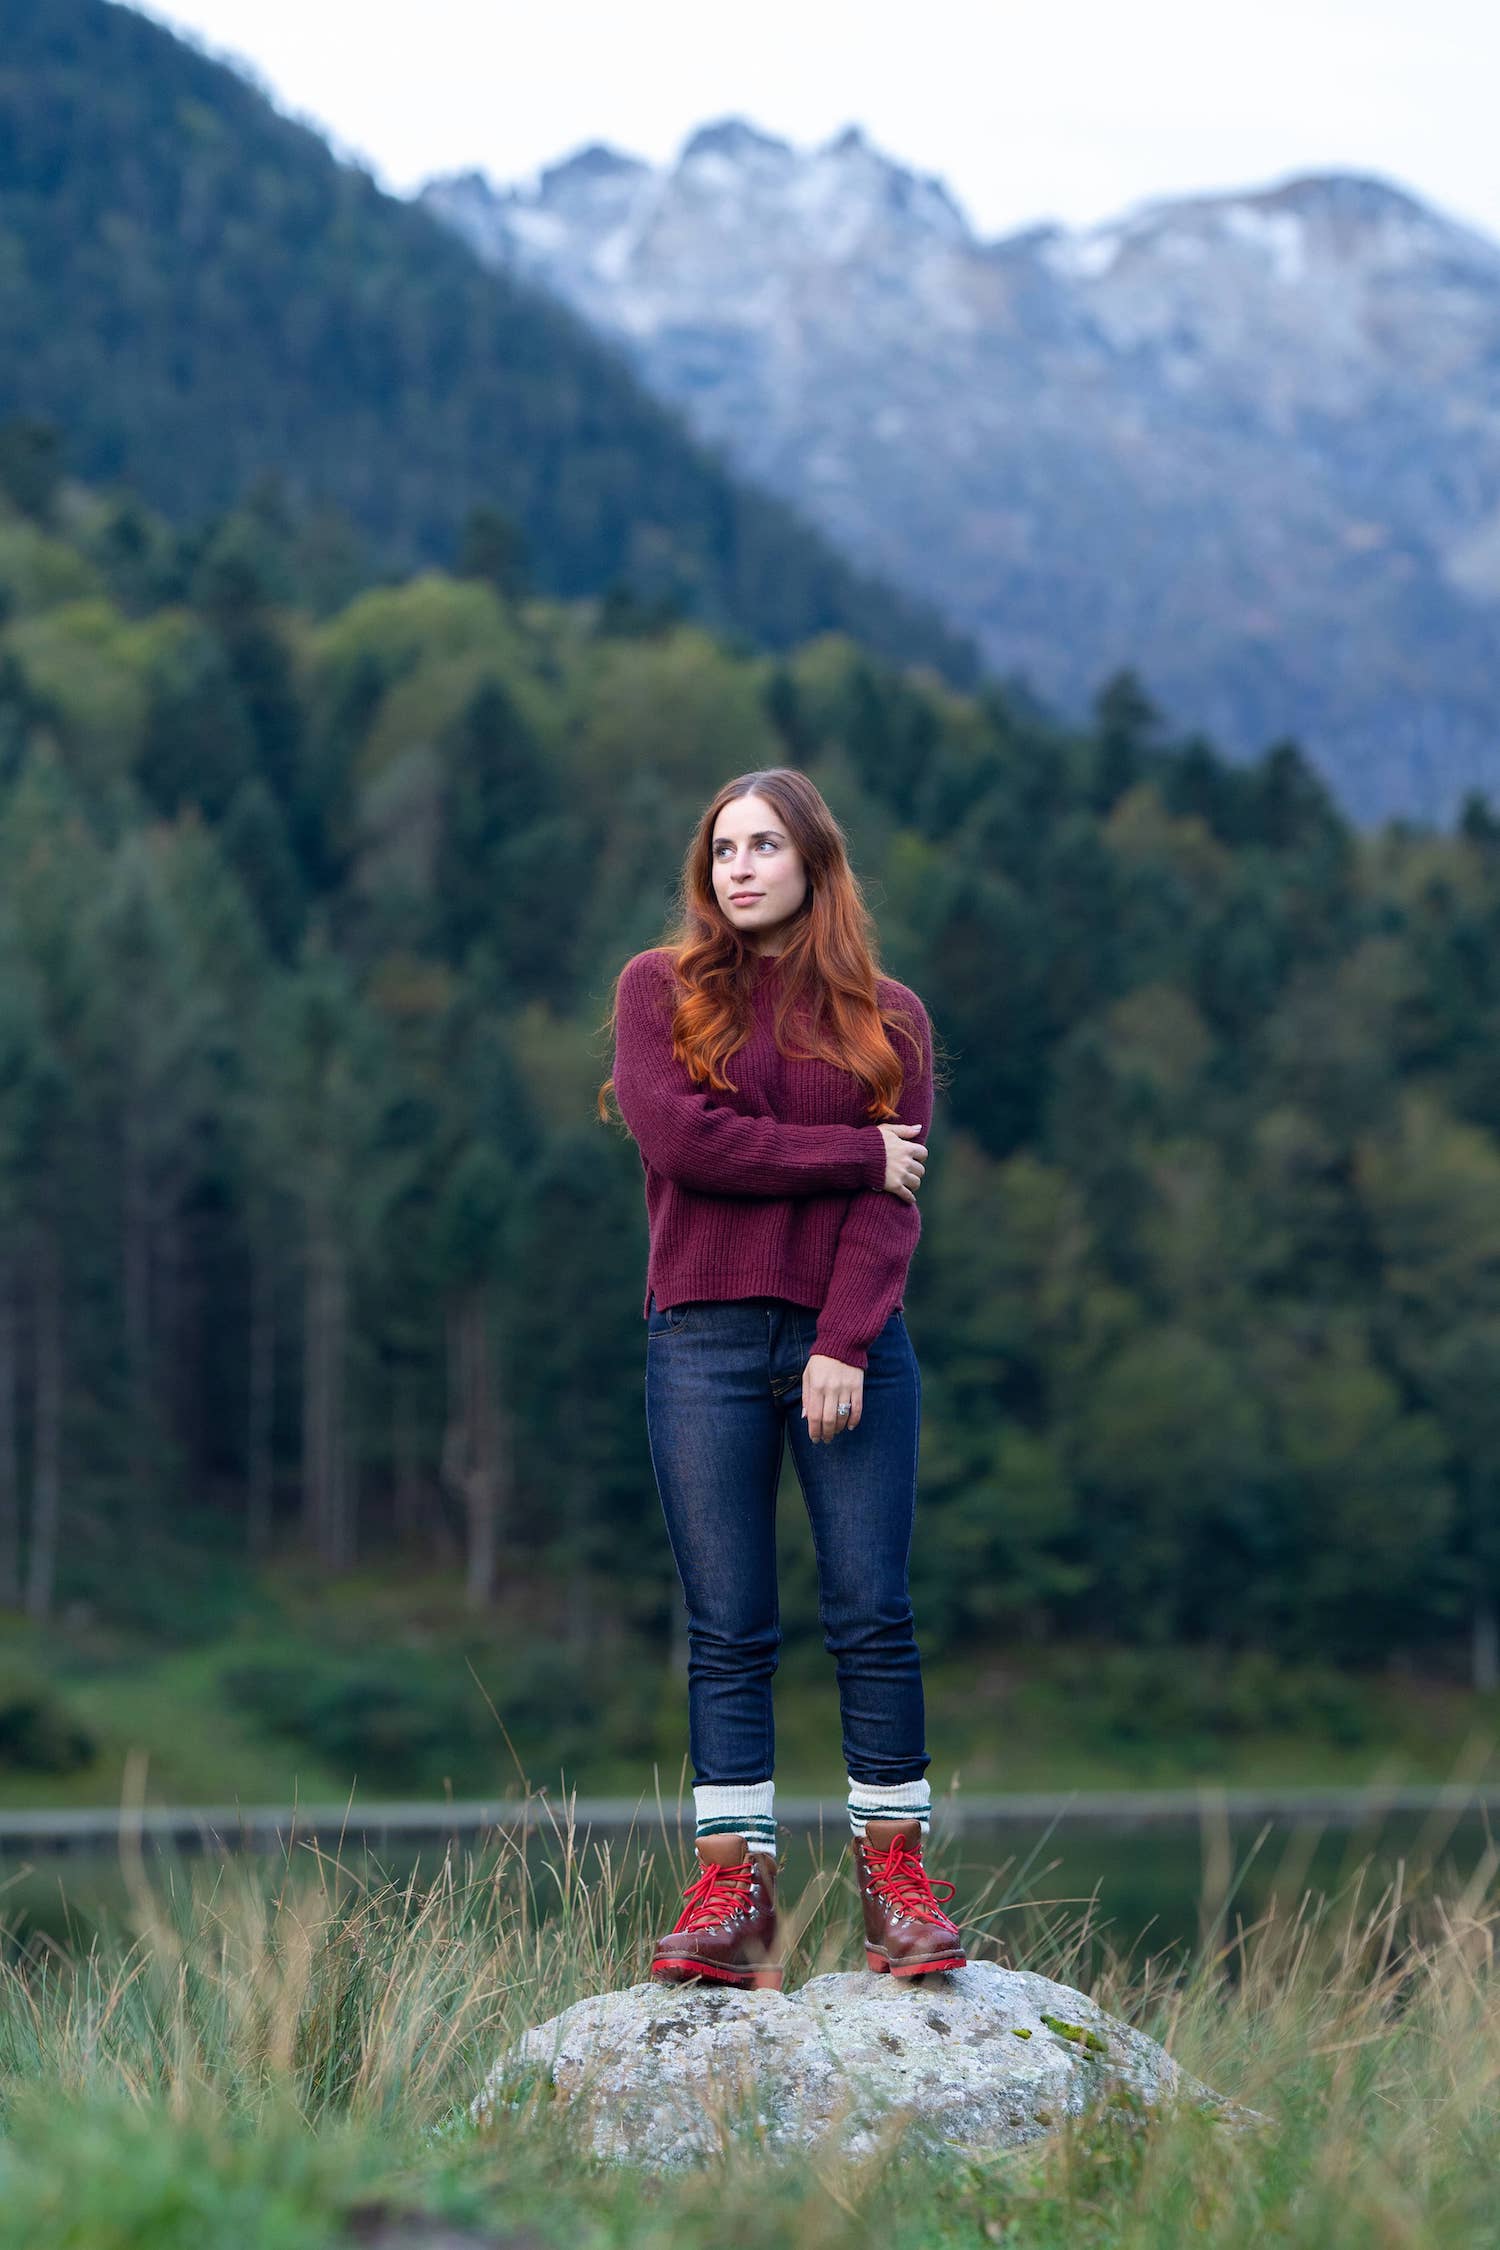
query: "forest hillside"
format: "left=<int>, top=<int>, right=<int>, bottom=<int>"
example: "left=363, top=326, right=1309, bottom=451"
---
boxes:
left=5, top=447, right=1500, bottom=1810
left=0, top=0, right=972, bottom=680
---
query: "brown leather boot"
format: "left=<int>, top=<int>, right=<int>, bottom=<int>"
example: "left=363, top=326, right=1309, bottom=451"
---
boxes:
left=650, top=1833, right=783, bottom=1990
left=852, top=1816, right=967, bottom=1978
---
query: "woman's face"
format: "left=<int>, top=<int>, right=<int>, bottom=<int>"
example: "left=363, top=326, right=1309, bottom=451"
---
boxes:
left=710, top=792, right=809, bottom=954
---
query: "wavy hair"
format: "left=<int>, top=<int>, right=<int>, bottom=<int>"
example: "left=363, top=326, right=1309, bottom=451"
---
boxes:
left=596, top=767, right=939, bottom=1126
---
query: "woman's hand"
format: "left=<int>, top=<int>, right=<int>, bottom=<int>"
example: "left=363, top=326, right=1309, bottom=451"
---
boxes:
left=876, top=1121, right=927, bottom=1203
left=803, top=1353, right=863, bottom=1441
left=800, top=1125, right=924, bottom=1436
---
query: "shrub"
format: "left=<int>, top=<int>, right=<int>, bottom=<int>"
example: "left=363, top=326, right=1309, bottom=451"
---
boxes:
left=1044, top=1646, right=1371, bottom=1752
left=0, top=1676, right=96, bottom=1773
left=221, top=1637, right=663, bottom=1792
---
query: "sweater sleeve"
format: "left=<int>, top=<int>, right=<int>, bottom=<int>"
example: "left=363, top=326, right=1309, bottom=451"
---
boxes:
left=811, top=989, right=934, bottom=1370
left=613, top=953, right=888, bottom=1199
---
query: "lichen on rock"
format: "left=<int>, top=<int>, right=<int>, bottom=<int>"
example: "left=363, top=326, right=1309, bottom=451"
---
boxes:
left=471, top=1959, right=1265, bottom=2167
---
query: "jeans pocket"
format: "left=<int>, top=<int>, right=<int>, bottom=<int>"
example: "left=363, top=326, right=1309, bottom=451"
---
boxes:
left=647, top=1297, right=692, bottom=1336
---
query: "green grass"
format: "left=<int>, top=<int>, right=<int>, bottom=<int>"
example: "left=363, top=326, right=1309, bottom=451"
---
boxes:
left=4, top=1567, right=1499, bottom=1813
left=1, top=1780, right=1498, bottom=2247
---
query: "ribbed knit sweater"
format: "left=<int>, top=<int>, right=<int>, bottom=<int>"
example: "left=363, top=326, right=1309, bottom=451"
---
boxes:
left=612, top=948, right=934, bottom=1369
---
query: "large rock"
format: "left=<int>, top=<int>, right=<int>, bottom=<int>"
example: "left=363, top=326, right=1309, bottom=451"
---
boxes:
left=472, top=1962, right=1264, bottom=2167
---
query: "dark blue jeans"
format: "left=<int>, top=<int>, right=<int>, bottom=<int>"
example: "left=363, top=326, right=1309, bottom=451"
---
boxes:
left=644, top=1293, right=930, bottom=1789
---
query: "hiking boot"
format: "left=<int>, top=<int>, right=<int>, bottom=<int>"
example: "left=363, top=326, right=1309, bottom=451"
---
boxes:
left=650, top=1833, right=783, bottom=1990
left=852, top=1816, right=967, bottom=1978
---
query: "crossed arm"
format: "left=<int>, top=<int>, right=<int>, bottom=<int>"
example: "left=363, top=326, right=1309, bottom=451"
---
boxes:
left=612, top=951, right=935, bottom=1371
left=811, top=991, right=934, bottom=1371
left=611, top=952, right=888, bottom=1198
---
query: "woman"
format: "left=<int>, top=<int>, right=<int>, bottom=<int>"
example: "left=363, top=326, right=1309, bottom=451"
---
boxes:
left=597, top=768, right=964, bottom=1988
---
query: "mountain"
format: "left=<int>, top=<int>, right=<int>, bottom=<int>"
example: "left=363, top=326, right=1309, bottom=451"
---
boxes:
left=422, top=121, right=1500, bottom=824
left=0, top=7, right=974, bottom=681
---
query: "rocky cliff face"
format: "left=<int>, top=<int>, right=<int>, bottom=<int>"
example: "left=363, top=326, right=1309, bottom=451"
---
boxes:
left=422, top=123, right=1500, bottom=824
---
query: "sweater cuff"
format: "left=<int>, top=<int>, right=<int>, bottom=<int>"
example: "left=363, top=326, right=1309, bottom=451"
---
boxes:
left=859, top=1132, right=888, bottom=1190
left=810, top=1322, right=871, bottom=1371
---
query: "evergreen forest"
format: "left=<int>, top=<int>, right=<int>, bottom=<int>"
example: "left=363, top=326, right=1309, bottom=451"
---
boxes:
left=6, top=426, right=1500, bottom=1802
left=0, top=0, right=973, bottom=685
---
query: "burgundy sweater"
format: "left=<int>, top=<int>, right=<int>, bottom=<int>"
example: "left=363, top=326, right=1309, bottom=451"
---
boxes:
left=612, top=948, right=934, bottom=1369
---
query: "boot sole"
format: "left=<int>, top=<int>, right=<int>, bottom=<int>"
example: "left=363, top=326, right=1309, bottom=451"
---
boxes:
left=650, top=1957, right=784, bottom=1991
left=865, top=1947, right=967, bottom=1978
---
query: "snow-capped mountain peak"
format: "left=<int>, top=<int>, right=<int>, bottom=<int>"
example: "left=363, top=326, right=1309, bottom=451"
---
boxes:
left=420, top=123, right=1500, bottom=822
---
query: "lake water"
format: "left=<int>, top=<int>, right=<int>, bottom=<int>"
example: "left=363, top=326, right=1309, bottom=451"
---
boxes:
left=4, top=1798, right=1495, bottom=1982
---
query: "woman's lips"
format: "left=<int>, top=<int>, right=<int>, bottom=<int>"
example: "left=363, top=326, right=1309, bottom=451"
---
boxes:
left=731, top=893, right=763, bottom=903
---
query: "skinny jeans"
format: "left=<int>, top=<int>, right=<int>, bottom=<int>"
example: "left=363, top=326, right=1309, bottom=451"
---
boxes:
left=644, top=1292, right=930, bottom=1788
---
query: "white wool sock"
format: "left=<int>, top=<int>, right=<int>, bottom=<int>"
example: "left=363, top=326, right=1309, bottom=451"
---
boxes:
left=694, top=1780, right=776, bottom=1858
left=846, top=1776, right=931, bottom=1838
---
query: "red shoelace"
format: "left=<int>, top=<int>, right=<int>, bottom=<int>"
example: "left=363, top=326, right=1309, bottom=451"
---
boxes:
left=673, top=1855, right=756, bottom=1932
left=864, top=1833, right=959, bottom=1926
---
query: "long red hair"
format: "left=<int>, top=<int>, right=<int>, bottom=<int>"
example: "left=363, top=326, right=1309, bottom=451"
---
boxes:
left=596, top=768, right=933, bottom=1126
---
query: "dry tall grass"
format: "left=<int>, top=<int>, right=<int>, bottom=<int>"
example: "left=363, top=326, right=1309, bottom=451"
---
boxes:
left=1, top=1749, right=1497, bottom=2246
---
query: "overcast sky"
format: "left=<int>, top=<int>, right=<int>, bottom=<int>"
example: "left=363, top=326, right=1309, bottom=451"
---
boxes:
left=133, top=0, right=1497, bottom=245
